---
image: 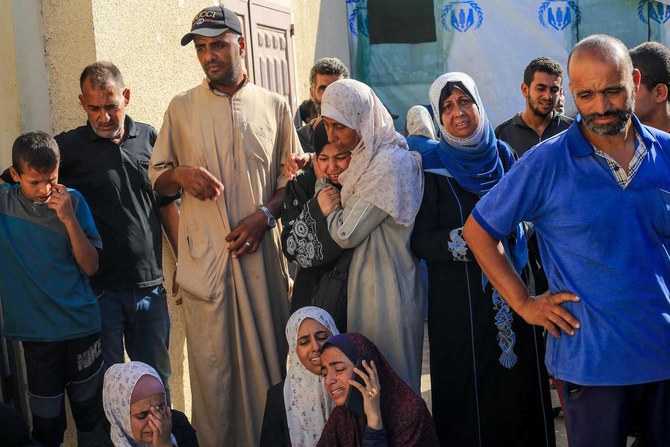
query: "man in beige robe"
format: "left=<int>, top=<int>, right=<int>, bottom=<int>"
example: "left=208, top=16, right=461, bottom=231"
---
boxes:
left=149, top=6, right=298, bottom=446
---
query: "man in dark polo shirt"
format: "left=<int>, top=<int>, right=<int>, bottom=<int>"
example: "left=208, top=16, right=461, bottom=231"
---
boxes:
left=57, top=62, right=178, bottom=397
left=495, top=57, right=573, bottom=157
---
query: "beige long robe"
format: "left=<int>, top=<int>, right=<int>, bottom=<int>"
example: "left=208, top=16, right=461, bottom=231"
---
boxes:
left=149, top=78, right=298, bottom=447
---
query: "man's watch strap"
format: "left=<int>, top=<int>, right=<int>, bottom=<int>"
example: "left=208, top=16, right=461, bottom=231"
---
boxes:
left=260, top=206, right=277, bottom=229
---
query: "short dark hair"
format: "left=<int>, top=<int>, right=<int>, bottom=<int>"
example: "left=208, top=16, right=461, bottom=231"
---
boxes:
left=299, top=99, right=317, bottom=124
left=630, top=41, right=670, bottom=101
left=12, top=131, right=60, bottom=174
left=314, top=120, right=329, bottom=154
left=523, top=57, right=564, bottom=86
left=309, top=58, right=349, bottom=88
left=79, top=61, right=125, bottom=92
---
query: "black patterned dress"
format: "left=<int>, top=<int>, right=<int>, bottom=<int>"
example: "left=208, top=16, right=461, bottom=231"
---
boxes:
left=281, top=166, right=344, bottom=313
left=410, top=171, right=555, bottom=447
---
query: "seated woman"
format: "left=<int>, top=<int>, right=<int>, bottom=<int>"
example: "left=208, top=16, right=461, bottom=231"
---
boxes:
left=410, top=72, right=555, bottom=447
left=103, top=362, right=198, bottom=447
left=315, top=79, right=424, bottom=393
left=317, top=333, right=438, bottom=447
left=282, top=121, right=352, bottom=329
left=260, top=306, right=340, bottom=447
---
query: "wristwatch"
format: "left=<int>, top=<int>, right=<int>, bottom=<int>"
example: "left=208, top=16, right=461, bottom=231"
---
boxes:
left=260, top=206, right=276, bottom=229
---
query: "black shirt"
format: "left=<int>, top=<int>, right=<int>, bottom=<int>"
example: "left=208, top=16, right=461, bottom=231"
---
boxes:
left=171, top=410, right=200, bottom=447
left=296, top=120, right=316, bottom=153
left=0, top=169, right=11, bottom=184
left=260, top=381, right=291, bottom=447
left=494, top=111, right=573, bottom=157
left=57, top=116, right=175, bottom=290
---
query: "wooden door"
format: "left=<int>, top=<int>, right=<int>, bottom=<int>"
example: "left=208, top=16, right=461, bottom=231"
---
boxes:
left=249, top=0, right=297, bottom=113
left=222, top=0, right=255, bottom=81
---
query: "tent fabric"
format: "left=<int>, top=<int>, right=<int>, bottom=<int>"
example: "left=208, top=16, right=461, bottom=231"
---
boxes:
left=346, top=0, right=670, bottom=131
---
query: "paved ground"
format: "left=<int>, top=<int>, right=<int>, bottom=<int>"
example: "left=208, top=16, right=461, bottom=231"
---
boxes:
left=419, top=323, right=635, bottom=447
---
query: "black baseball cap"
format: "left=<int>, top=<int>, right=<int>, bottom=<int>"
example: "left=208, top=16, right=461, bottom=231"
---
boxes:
left=181, top=6, right=243, bottom=46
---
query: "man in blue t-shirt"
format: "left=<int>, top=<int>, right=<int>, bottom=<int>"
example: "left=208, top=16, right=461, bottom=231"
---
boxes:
left=0, top=132, right=104, bottom=446
left=464, top=35, right=670, bottom=446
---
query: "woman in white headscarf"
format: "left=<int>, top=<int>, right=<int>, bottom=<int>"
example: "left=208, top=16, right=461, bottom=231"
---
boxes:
left=103, top=362, right=198, bottom=447
left=316, top=79, right=425, bottom=393
left=405, top=105, right=438, bottom=155
left=260, top=306, right=340, bottom=447
left=410, top=72, right=554, bottom=447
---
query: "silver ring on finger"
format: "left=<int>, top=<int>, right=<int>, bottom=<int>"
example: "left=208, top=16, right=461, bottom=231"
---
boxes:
left=245, top=241, right=252, bottom=248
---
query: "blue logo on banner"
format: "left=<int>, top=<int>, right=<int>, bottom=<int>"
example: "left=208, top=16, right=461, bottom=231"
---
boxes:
left=538, top=0, right=581, bottom=30
left=638, top=0, right=670, bottom=24
left=348, top=7, right=369, bottom=37
left=346, top=0, right=368, bottom=37
left=441, top=1, right=484, bottom=33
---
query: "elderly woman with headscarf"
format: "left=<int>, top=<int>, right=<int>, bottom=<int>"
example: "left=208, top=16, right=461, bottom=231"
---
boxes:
left=317, top=333, right=439, bottom=447
left=103, top=362, right=198, bottom=447
left=410, top=72, right=555, bottom=447
left=260, top=306, right=340, bottom=447
left=405, top=105, right=438, bottom=155
left=312, top=79, right=424, bottom=393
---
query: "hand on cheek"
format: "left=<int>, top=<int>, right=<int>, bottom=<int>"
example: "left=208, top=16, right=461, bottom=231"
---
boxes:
left=348, top=360, right=383, bottom=430
left=149, top=405, right=173, bottom=447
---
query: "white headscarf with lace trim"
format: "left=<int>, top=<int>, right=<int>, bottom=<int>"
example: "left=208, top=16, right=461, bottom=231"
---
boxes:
left=283, top=307, right=339, bottom=447
left=320, top=79, right=424, bottom=226
left=406, top=105, right=437, bottom=139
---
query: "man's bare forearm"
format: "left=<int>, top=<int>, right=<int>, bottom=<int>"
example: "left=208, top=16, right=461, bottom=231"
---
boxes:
left=155, top=166, right=224, bottom=201
left=463, top=215, right=530, bottom=311
left=64, top=219, right=99, bottom=277
left=463, top=214, right=580, bottom=337
left=264, top=187, right=286, bottom=217
left=154, top=168, right=183, bottom=196
left=159, top=201, right=179, bottom=257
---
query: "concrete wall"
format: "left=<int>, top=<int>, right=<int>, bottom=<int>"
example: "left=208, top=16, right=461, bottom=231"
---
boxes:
left=41, top=0, right=211, bottom=135
left=0, top=0, right=350, bottom=166
left=291, top=0, right=352, bottom=102
left=0, top=1, right=21, bottom=169
left=39, top=0, right=351, bottom=134
left=41, top=0, right=97, bottom=135
left=88, top=0, right=214, bottom=135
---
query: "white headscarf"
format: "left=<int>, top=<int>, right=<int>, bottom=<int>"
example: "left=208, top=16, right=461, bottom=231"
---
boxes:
left=429, top=72, right=488, bottom=148
left=321, top=79, right=424, bottom=226
left=406, top=105, right=436, bottom=139
left=283, top=307, right=340, bottom=447
left=103, top=362, right=168, bottom=447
